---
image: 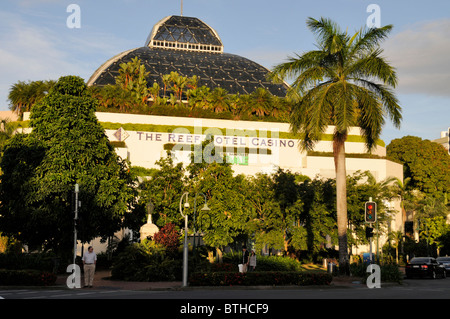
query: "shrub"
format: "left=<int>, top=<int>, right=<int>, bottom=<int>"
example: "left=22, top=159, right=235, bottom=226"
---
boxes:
left=0, top=253, right=56, bottom=272
left=0, top=269, right=57, bottom=286
left=222, top=253, right=303, bottom=272
left=153, top=223, right=180, bottom=254
left=349, top=262, right=403, bottom=283
left=110, top=240, right=184, bottom=281
left=210, top=263, right=236, bottom=272
left=189, top=271, right=332, bottom=287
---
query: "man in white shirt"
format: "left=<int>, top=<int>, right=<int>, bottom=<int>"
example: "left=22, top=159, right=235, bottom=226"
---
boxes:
left=82, top=246, right=97, bottom=288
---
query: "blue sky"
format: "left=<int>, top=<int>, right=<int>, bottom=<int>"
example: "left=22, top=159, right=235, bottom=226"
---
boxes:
left=1, top=0, right=449, bottom=145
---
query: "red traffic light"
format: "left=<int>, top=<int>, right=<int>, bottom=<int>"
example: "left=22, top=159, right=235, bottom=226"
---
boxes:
left=365, top=201, right=377, bottom=223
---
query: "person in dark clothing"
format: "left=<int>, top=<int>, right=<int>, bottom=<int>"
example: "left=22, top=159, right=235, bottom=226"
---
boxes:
left=242, top=246, right=249, bottom=272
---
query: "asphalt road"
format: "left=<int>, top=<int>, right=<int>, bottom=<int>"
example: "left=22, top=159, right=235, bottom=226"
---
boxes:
left=1, top=277, right=449, bottom=300
left=2, top=278, right=448, bottom=318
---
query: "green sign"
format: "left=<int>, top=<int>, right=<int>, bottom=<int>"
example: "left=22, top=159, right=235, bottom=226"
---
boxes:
left=226, top=155, right=249, bottom=166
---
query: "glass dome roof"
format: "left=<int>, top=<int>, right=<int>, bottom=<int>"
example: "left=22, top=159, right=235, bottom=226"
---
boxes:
left=88, top=15, right=288, bottom=97
left=145, top=15, right=223, bottom=53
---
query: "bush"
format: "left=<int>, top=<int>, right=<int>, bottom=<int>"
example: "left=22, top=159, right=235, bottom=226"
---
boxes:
left=0, top=253, right=56, bottom=272
left=0, top=269, right=57, bottom=286
left=222, top=253, right=303, bottom=272
left=110, top=240, right=184, bottom=281
left=349, top=262, right=403, bottom=283
left=153, top=223, right=180, bottom=254
left=189, top=271, right=332, bottom=286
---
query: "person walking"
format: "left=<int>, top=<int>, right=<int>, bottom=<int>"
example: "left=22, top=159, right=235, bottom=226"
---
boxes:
left=82, top=246, right=97, bottom=288
left=249, top=250, right=256, bottom=272
left=242, top=246, right=249, bottom=273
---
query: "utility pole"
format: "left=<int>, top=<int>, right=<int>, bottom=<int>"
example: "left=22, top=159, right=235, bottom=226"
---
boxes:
left=73, top=184, right=79, bottom=266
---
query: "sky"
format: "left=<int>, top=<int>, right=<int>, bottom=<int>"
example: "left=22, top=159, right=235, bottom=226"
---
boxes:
left=0, top=0, right=449, bottom=145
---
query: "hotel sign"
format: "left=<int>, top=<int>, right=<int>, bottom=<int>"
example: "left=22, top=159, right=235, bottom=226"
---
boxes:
left=135, top=131, right=296, bottom=148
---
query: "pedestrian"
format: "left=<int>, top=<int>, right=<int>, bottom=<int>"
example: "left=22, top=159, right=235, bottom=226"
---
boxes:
left=82, top=246, right=97, bottom=288
left=249, top=250, right=256, bottom=272
left=242, top=246, right=249, bottom=273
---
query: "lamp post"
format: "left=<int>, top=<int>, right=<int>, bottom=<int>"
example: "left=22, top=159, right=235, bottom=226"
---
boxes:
left=179, top=192, right=210, bottom=287
left=73, top=183, right=79, bottom=267
left=179, top=192, right=190, bottom=287
left=193, top=193, right=210, bottom=255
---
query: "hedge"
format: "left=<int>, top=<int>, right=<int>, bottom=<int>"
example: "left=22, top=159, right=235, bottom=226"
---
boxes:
left=189, top=271, right=332, bottom=287
left=0, top=269, right=57, bottom=286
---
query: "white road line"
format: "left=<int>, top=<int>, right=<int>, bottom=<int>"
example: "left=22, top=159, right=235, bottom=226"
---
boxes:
left=17, top=291, right=39, bottom=295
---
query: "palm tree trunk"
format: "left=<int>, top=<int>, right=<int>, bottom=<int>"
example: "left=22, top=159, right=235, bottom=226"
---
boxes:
left=333, top=134, right=350, bottom=275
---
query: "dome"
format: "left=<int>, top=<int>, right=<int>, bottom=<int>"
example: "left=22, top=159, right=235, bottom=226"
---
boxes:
left=87, top=15, right=288, bottom=96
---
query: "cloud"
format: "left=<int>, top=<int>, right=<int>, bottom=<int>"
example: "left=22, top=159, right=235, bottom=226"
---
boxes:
left=0, top=10, right=128, bottom=110
left=383, top=19, right=450, bottom=97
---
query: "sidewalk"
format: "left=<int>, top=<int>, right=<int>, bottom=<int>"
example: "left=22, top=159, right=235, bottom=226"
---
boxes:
left=57, top=270, right=182, bottom=290
left=57, top=270, right=364, bottom=291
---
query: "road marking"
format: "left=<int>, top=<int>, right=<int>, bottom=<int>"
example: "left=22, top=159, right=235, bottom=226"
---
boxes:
left=17, top=291, right=39, bottom=295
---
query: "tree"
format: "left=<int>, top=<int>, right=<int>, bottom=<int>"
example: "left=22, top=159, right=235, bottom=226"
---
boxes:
left=297, top=177, right=336, bottom=257
left=0, top=118, right=16, bottom=152
left=271, top=17, right=402, bottom=273
left=115, top=57, right=150, bottom=104
left=244, top=173, right=284, bottom=252
left=8, top=80, right=55, bottom=117
left=139, top=154, right=186, bottom=228
left=250, top=87, right=272, bottom=117
left=0, top=76, right=136, bottom=257
left=387, top=136, right=450, bottom=194
left=210, top=87, right=230, bottom=113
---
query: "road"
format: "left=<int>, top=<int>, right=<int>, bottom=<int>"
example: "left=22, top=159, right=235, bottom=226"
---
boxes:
left=2, top=278, right=448, bottom=317
left=1, top=277, right=449, bottom=300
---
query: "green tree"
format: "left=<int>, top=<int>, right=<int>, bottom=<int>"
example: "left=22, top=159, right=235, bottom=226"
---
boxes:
left=297, top=176, right=336, bottom=257
left=271, top=17, right=402, bottom=273
left=8, top=80, right=55, bottom=117
left=210, top=87, right=230, bottom=113
left=250, top=87, right=272, bottom=117
left=387, top=136, right=450, bottom=194
left=0, top=76, right=136, bottom=257
left=244, top=173, right=284, bottom=252
left=139, top=154, right=186, bottom=228
left=115, top=57, right=150, bottom=104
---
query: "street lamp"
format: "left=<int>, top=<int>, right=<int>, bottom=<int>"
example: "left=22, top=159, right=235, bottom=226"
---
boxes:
left=179, top=192, right=210, bottom=287
left=193, top=193, right=210, bottom=254
left=179, top=192, right=190, bottom=287
left=73, top=183, right=80, bottom=267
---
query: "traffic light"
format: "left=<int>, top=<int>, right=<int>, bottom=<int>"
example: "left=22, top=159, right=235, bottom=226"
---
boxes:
left=365, top=227, right=374, bottom=239
left=365, top=201, right=377, bottom=223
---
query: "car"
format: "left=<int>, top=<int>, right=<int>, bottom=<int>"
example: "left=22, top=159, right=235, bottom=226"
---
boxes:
left=437, top=257, right=450, bottom=275
left=405, top=257, right=446, bottom=279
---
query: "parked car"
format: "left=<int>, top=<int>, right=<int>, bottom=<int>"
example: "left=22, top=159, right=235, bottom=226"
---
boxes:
left=437, top=257, right=450, bottom=275
left=405, top=257, right=446, bottom=279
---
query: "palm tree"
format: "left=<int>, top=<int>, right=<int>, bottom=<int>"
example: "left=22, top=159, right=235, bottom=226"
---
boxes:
left=210, top=87, right=230, bottom=113
left=391, top=177, right=412, bottom=234
left=162, top=74, right=171, bottom=98
left=271, top=17, right=402, bottom=274
left=8, top=80, right=55, bottom=117
left=250, top=87, right=272, bottom=117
